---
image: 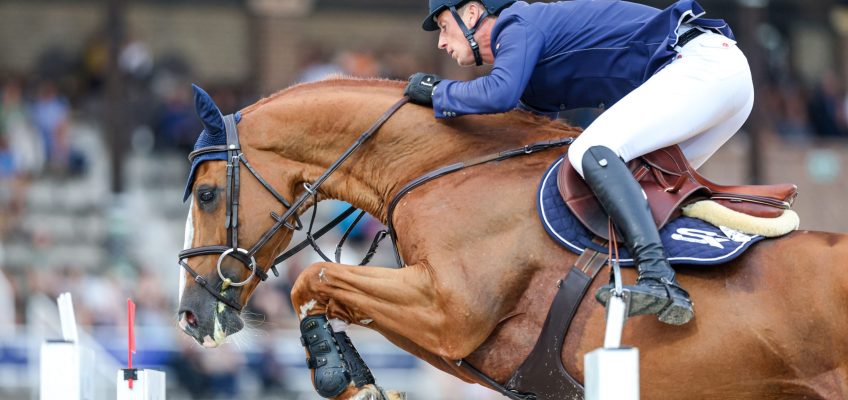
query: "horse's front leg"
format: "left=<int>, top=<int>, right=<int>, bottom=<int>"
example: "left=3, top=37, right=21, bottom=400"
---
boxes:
left=296, top=311, right=388, bottom=399
left=291, top=261, right=500, bottom=399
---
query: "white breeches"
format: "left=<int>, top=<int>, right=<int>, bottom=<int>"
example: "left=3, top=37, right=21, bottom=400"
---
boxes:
left=568, top=31, right=754, bottom=176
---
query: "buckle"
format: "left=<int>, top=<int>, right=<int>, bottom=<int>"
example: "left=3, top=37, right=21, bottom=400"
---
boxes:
left=303, top=319, right=318, bottom=331
left=306, top=356, right=328, bottom=369
left=309, top=340, right=331, bottom=355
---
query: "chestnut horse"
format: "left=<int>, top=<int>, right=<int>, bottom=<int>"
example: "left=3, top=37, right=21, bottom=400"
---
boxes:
left=177, top=78, right=848, bottom=399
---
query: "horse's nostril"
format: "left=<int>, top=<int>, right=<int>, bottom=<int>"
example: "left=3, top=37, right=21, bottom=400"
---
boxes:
left=184, top=311, right=198, bottom=328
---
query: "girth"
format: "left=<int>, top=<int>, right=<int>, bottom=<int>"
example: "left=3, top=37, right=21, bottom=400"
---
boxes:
left=456, top=242, right=607, bottom=400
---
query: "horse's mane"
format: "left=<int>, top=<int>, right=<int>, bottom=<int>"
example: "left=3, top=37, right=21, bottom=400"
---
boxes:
left=241, top=77, right=581, bottom=138
left=240, top=77, right=404, bottom=114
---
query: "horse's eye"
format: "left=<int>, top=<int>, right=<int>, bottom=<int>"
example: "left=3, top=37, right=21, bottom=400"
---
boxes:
left=199, top=191, right=215, bottom=203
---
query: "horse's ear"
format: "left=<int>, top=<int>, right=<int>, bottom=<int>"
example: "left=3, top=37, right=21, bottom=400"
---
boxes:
left=192, top=84, right=225, bottom=138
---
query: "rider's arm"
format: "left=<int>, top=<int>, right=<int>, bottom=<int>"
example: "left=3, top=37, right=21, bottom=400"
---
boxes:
left=432, top=16, right=545, bottom=118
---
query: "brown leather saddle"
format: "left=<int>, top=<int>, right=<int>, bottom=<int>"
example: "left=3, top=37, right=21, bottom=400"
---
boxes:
left=558, top=145, right=798, bottom=239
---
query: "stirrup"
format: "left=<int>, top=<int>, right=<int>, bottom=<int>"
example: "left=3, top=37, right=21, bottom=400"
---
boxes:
left=595, top=280, right=694, bottom=324
left=300, top=315, right=351, bottom=398
left=635, top=277, right=694, bottom=325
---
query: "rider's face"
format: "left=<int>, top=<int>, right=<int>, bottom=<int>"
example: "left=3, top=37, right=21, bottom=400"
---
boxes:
left=435, top=8, right=479, bottom=67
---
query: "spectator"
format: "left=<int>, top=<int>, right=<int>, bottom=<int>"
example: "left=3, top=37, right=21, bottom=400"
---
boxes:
left=807, top=70, right=848, bottom=138
left=30, top=80, right=72, bottom=174
left=152, top=82, right=200, bottom=152
left=1, top=78, right=44, bottom=176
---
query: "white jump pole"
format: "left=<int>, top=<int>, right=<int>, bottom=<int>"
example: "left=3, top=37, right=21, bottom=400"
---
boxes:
left=584, top=261, right=640, bottom=400
left=116, top=298, right=166, bottom=400
left=117, top=369, right=167, bottom=400
left=40, top=292, right=94, bottom=400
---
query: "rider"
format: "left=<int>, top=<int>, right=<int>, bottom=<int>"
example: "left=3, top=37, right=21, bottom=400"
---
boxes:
left=404, top=0, right=754, bottom=325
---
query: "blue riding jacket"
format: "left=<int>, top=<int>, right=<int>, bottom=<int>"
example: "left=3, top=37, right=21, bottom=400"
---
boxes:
left=431, top=0, right=733, bottom=118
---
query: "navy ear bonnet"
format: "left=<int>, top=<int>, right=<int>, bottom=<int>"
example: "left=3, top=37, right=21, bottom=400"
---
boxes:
left=183, top=84, right=241, bottom=202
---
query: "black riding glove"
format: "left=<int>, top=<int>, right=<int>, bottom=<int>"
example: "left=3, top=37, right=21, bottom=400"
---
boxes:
left=404, top=72, right=442, bottom=106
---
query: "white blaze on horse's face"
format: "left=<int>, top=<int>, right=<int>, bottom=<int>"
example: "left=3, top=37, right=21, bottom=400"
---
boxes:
left=178, top=197, right=195, bottom=304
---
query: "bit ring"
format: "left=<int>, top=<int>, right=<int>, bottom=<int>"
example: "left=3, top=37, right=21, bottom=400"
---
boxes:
left=216, top=248, right=256, bottom=287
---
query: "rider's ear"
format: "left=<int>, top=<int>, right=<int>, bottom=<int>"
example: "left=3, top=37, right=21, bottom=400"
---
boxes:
left=466, top=2, right=482, bottom=26
left=192, top=84, right=225, bottom=139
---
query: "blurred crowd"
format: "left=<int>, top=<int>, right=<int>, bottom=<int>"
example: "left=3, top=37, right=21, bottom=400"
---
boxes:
left=0, top=28, right=419, bottom=399
left=762, top=69, right=848, bottom=141
left=2, top=16, right=848, bottom=399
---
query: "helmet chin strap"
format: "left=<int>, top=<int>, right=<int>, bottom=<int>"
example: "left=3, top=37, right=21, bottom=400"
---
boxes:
left=449, top=5, right=489, bottom=66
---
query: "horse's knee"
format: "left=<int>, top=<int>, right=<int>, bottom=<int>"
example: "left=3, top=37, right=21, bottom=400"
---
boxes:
left=291, top=263, right=332, bottom=318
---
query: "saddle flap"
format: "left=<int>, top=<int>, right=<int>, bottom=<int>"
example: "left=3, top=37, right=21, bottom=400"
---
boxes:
left=557, top=160, right=610, bottom=239
left=558, top=156, right=707, bottom=240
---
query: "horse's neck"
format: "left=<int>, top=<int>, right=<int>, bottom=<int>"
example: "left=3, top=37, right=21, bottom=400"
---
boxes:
left=242, top=81, right=574, bottom=222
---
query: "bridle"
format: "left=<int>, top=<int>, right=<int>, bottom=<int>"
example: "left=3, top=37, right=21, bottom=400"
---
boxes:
left=179, top=98, right=410, bottom=312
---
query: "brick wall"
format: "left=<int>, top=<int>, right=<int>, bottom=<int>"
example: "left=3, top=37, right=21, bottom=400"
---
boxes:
left=0, top=2, right=102, bottom=72
left=0, top=2, right=249, bottom=83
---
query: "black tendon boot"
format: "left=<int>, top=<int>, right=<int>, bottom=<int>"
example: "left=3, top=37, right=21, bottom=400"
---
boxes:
left=581, top=146, right=694, bottom=325
left=300, top=315, right=351, bottom=397
left=334, top=331, right=376, bottom=388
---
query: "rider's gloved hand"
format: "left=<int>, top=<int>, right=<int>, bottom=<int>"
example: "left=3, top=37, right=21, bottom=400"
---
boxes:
left=404, top=72, right=442, bottom=106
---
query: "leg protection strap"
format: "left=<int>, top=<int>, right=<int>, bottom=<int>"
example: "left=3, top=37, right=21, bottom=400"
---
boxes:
left=334, top=331, right=376, bottom=388
left=300, top=315, right=351, bottom=398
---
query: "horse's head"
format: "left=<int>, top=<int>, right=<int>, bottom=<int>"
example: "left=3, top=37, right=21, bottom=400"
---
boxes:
left=177, top=85, right=298, bottom=347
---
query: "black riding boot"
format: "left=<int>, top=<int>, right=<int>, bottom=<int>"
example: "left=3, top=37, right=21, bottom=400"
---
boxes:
left=581, top=146, right=694, bottom=325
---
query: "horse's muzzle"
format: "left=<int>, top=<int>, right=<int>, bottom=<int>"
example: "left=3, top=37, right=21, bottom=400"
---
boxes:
left=178, top=286, right=245, bottom=346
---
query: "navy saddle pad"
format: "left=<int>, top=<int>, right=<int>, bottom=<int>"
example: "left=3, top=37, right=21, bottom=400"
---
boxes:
left=537, top=156, right=765, bottom=266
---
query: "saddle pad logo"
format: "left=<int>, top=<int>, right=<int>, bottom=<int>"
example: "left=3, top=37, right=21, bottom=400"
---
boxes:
left=670, top=228, right=730, bottom=249
left=719, top=226, right=754, bottom=243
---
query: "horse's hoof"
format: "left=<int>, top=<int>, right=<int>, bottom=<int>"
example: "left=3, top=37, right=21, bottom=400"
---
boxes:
left=349, top=384, right=405, bottom=400
left=384, top=390, right=406, bottom=400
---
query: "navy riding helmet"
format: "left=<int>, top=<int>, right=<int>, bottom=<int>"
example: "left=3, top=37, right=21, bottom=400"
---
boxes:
left=422, top=0, right=514, bottom=65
